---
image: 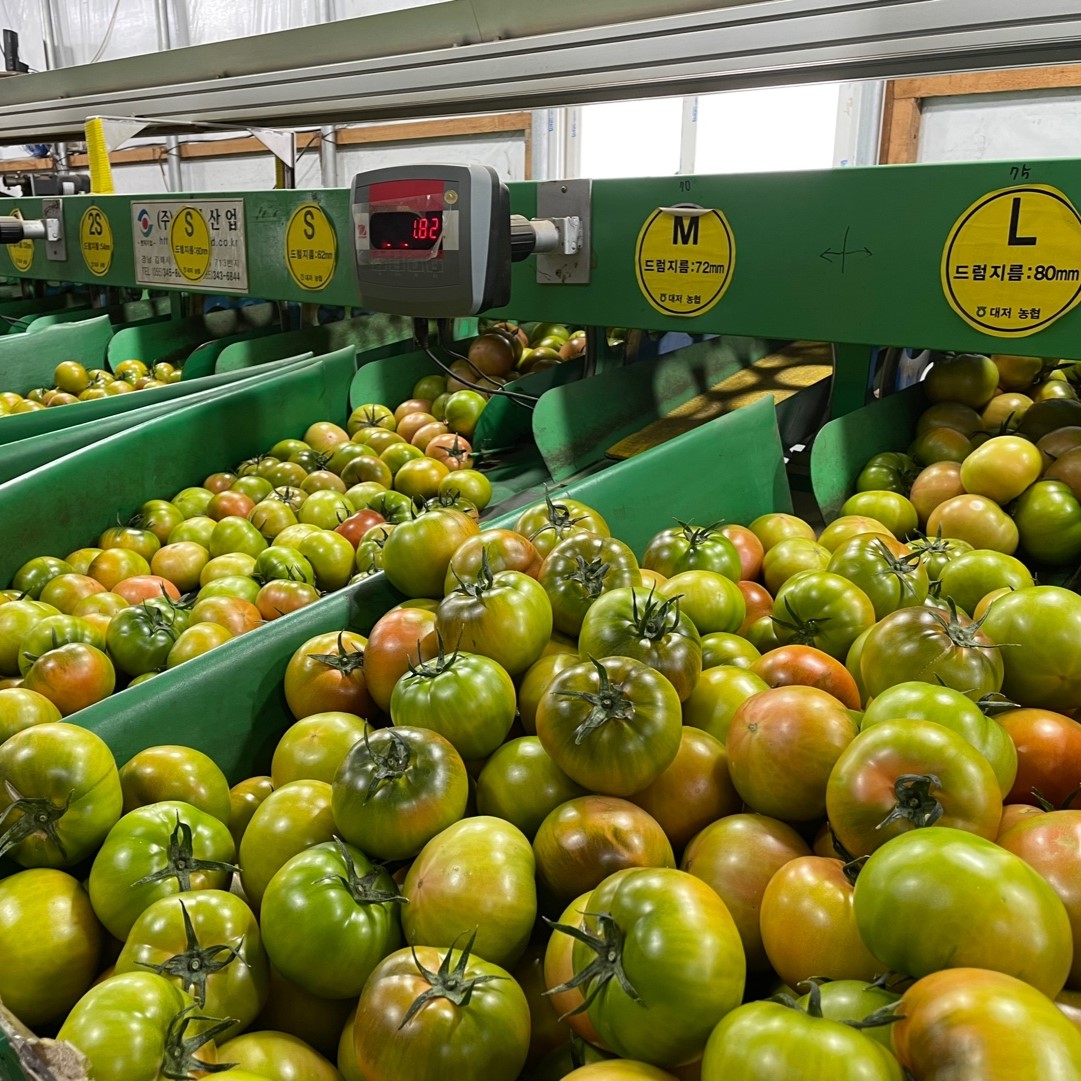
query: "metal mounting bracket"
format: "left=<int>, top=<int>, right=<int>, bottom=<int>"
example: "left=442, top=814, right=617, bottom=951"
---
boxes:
left=41, top=199, right=66, bottom=261
left=536, top=179, right=591, bottom=285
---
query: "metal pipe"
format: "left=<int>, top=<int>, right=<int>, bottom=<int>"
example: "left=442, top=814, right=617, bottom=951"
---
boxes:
left=154, top=0, right=184, bottom=192
left=38, top=0, right=68, bottom=168
left=319, top=127, right=337, bottom=188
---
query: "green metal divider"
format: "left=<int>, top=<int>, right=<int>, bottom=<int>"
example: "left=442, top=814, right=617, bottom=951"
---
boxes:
left=533, top=336, right=774, bottom=480
left=107, top=303, right=280, bottom=369
left=0, top=317, right=113, bottom=388
left=0, top=294, right=90, bottom=336
left=24, top=296, right=173, bottom=333
left=214, top=313, right=414, bottom=373
left=0, top=353, right=315, bottom=486
left=810, top=386, right=925, bottom=521
left=0, top=346, right=356, bottom=585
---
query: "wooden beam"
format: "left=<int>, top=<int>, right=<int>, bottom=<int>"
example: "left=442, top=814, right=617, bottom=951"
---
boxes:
left=892, top=64, right=1081, bottom=101
left=2, top=113, right=533, bottom=181
left=335, top=112, right=532, bottom=147
left=883, top=95, right=921, bottom=165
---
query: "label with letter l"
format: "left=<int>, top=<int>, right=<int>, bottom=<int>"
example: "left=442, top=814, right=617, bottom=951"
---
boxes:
left=80, top=206, right=114, bottom=277
left=635, top=205, right=735, bottom=317
left=131, top=200, right=248, bottom=292
left=285, top=203, right=337, bottom=290
left=941, top=184, right=1081, bottom=337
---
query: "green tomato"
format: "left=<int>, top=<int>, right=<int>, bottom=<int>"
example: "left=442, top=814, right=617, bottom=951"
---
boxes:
left=702, top=991, right=903, bottom=1080
left=0, top=868, right=104, bottom=1027
left=298, top=490, right=354, bottom=530
left=172, top=486, right=215, bottom=518
left=59, top=972, right=224, bottom=1081
left=196, top=576, right=261, bottom=604
left=0, top=722, right=122, bottom=868
left=17, top=613, right=104, bottom=675
left=255, top=547, right=316, bottom=586
left=209, top=516, right=268, bottom=558
left=298, top=530, right=356, bottom=592
left=935, top=550, right=1034, bottom=622
left=13, top=556, right=74, bottom=599
left=260, top=838, right=403, bottom=999
left=560, top=867, right=745, bottom=1067
left=854, top=827, right=1072, bottom=997
left=391, top=646, right=516, bottom=760
left=168, top=515, right=216, bottom=548
left=841, top=490, right=918, bottom=538
left=106, top=605, right=183, bottom=676
left=861, top=680, right=1017, bottom=796
left=89, top=801, right=237, bottom=941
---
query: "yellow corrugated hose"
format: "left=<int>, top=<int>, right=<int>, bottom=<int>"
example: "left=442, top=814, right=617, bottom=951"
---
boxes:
left=84, top=117, right=115, bottom=194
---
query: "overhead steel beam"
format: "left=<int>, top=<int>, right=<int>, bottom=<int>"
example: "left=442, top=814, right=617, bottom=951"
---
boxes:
left=3, top=0, right=1081, bottom=144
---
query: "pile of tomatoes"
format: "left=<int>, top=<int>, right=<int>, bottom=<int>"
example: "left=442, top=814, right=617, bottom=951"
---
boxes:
left=855, top=351, right=1081, bottom=566
left=0, top=358, right=183, bottom=415
left=0, top=379, right=495, bottom=717
left=4, top=479, right=1081, bottom=1081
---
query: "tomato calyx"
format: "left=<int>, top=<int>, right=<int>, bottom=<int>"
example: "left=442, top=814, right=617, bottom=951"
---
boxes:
left=131, top=816, right=240, bottom=891
left=352, top=405, right=391, bottom=431
left=774, top=981, right=905, bottom=1033
left=772, top=597, right=831, bottom=648
left=526, top=492, right=587, bottom=544
left=875, top=773, right=945, bottom=832
left=543, top=910, right=643, bottom=1016
left=930, top=599, right=1002, bottom=651
left=138, top=900, right=243, bottom=1008
left=161, top=1004, right=237, bottom=1080
left=976, top=690, right=1021, bottom=716
left=308, top=631, right=365, bottom=676
left=562, top=555, right=611, bottom=600
left=316, top=836, right=407, bottom=906
left=360, top=730, right=413, bottom=802
left=629, top=588, right=683, bottom=640
left=674, top=520, right=724, bottom=549
left=0, top=780, right=72, bottom=861
left=451, top=547, right=499, bottom=597
left=400, top=930, right=504, bottom=1030
left=555, top=657, right=635, bottom=744
left=871, top=539, right=924, bottom=594
left=406, top=632, right=460, bottom=680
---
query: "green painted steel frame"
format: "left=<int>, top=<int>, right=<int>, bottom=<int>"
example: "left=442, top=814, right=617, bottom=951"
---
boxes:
left=6, top=161, right=1081, bottom=410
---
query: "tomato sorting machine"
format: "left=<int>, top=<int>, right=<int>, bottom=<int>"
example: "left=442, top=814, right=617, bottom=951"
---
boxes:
left=7, top=157, right=1081, bottom=418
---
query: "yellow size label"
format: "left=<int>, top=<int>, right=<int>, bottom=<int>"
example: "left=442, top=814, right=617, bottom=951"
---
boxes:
left=168, top=207, right=212, bottom=283
left=285, top=203, right=337, bottom=291
left=942, top=184, right=1081, bottom=337
left=634, top=205, right=735, bottom=317
left=79, top=206, right=114, bottom=277
left=7, top=209, right=34, bottom=272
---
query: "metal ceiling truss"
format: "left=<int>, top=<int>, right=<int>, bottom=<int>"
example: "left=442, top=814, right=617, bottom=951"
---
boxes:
left=1, top=0, right=1081, bottom=144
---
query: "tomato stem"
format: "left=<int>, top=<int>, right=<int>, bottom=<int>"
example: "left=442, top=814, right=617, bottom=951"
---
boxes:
left=562, top=555, right=611, bottom=600
left=556, top=658, right=636, bottom=744
left=543, top=910, right=643, bottom=1017
left=316, top=836, right=407, bottom=906
left=360, top=730, right=414, bottom=802
left=162, top=1004, right=237, bottom=1080
left=130, top=816, right=239, bottom=891
left=0, top=782, right=72, bottom=862
left=136, top=900, right=243, bottom=1009
left=308, top=631, right=365, bottom=675
left=875, top=773, right=945, bottom=832
left=399, top=930, right=504, bottom=1030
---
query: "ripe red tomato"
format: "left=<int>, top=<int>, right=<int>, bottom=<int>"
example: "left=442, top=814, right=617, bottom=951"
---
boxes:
left=363, top=607, right=439, bottom=712
left=719, top=524, right=764, bottom=580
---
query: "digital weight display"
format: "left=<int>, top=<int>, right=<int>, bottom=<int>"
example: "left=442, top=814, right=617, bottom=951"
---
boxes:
left=369, top=211, right=444, bottom=251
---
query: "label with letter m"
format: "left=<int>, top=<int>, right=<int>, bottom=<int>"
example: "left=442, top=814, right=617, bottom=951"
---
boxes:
left=635, top=205, right=736, bottom=318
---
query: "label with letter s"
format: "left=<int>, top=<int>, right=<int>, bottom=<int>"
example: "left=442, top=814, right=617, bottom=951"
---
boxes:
left=131, top=199, right=248, bottom=292
left=285, top=203, right=337, bottom=290
left=941, top=184, right=1081, bottom=337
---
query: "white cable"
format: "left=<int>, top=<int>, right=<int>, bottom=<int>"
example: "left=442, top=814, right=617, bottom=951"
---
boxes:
left=89, top=0, right=123, bottom=64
